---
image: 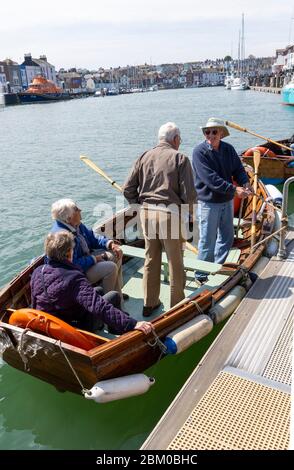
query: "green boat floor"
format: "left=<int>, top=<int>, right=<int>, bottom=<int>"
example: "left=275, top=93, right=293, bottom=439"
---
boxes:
left=98, top=245, right=240, bottom=337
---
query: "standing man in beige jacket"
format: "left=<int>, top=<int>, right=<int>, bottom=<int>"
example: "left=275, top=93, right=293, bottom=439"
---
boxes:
left=123, top=122, right=197, bottom=316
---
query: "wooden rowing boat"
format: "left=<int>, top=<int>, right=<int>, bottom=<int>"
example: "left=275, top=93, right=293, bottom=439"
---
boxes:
left=0, top=169, right=275, bottom=398
left=241, top=137, right=294, bottom=184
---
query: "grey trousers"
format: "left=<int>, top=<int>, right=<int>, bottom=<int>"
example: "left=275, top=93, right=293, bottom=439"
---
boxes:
left=86, top=250, right=123, bottom=295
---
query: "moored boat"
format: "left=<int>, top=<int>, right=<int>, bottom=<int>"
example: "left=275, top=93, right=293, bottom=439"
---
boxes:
left=0, top=170, right=276, bottom=400
left=241, top=137, right=294, bottom=184
left=18, top=76, right=71, bottom=103
left=282, top=78, right=294, bottom=106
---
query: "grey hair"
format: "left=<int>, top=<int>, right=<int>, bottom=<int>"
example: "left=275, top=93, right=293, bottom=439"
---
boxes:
left=51, top=198, right=77, bottom=223
left=158, top=122, right=180, bottom=144
left=44, top=231, right=74, bottom=261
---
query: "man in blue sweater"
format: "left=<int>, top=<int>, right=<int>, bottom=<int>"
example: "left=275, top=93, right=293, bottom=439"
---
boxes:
left=192, top=118, right=252, bottom=283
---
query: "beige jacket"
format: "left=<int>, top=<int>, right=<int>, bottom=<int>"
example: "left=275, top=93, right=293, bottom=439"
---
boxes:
left=123, top=142, right=197, bottom=214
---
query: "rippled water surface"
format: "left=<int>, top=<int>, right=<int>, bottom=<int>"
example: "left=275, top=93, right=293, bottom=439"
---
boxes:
left=0, top=88, right=293, bottom=449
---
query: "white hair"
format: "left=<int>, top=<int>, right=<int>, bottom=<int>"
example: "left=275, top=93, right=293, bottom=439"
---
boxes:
left=51, top=198, right=77, bottom=223
left=158, top=122, right=180, bottom=144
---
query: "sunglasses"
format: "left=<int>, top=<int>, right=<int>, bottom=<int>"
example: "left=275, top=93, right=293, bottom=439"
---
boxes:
left=204, top=129, right=218, bottom=136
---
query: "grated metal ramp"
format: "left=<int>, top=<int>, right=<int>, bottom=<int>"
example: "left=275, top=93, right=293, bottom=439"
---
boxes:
left=167, top=370, right=290, bottom=450
left=227, top=259, right=294, bottom=379
left=142, top=234, right=294, bottom=450
left=263, top=314, right=293, bottom=386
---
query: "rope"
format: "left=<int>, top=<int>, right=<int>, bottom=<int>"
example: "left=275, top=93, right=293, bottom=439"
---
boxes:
left=251, top=225, right=287, bottom=251
left=147, top=330, right=167, bottom=357
left=190, top=300, right=204, bottom=315
left=57, top=340, right=90, bottom=395
left=17, top=328, right=31, bottom=371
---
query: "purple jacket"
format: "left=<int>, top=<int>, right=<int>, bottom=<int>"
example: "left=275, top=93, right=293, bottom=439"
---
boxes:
left=30, top=259, right=137, bottom=334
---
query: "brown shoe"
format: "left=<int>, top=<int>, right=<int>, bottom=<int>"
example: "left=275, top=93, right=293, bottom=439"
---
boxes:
left=142, top=302, right=162, bottom=317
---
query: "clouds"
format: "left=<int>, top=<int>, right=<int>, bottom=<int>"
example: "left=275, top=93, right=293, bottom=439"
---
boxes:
left=0, top=0, right=293, bottom=68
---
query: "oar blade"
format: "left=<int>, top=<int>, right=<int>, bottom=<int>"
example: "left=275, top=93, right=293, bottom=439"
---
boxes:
left=225, top=120, right=245, bottom=132
left=80, top=155, right=123, bottom=192
left=186, top=241, right=198, bottom=255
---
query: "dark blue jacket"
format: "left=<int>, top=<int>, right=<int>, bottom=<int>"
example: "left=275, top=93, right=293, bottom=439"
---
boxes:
left=51, top=220, right=110, bottom=272
left=31, top=259, right=136, bottom=334
left=192, top=140, right=248, bottom=203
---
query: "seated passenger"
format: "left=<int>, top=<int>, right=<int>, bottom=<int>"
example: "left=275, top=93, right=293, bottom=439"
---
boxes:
left=31, top=231, right=153, bottom=336
left=50, top=198, right=127, bottom=299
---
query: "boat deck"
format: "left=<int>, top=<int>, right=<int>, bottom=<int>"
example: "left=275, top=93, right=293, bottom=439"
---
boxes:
left=97, top=243, right=240, bottom=339
left=141, top=233, right=294, bottom=450
left=120, top=246, right=239, bottom=322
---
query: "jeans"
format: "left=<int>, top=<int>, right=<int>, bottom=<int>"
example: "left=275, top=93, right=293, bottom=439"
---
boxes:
left=197, top=200, right=234, bottom=269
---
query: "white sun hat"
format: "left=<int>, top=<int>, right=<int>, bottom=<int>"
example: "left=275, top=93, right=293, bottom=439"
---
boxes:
left=200, top=117, right=230, bottom=138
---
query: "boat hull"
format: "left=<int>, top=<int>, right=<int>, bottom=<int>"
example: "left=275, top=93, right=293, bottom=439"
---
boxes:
left=282, top=84, right=294, bottom=106
left=241, top=138, right=294, bottom=183
left=18, top=93, right=72, bottom=103
left=0, top=172, right=275, bottom=395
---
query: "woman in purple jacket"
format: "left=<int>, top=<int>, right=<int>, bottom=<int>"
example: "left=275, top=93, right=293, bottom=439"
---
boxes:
left=31, top=231, right=153, bottom=336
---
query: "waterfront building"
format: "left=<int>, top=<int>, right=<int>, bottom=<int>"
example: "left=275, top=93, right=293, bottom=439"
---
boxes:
left=0, top=59, right=22, bottom=93
left=57, top=71, right=83, bottom=91
left=20, top=53, right=57, bottom=89
left=0, top=65, right=6, bottom=90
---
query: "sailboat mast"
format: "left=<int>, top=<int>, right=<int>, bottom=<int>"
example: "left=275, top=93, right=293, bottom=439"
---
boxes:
left=238, top=30, right=241, bottom=75
left=241, top=13, right=245, bottom=77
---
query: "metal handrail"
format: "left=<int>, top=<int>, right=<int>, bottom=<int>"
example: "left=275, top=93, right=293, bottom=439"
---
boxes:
left=277, top=176, right=294, bottom=259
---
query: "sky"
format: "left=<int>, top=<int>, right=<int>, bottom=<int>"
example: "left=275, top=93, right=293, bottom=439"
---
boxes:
left=1, top=0, right=293, bottom=70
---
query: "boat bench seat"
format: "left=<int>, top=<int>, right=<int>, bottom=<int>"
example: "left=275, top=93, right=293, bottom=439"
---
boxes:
left=122, top=245, right=221, bottom=282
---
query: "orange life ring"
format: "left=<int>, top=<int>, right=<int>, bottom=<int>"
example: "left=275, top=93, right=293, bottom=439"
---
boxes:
left=9, top=308, right=97, bottom=351
left=244, top=146, right=276, bottom=158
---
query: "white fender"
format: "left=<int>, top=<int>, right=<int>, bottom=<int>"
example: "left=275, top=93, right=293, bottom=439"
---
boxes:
left=265, top=184, right=283, bottom=206
left=164, top=314, right=213, bottom=355
left=209, top=285, right=246, bottom=325
left=84, top=374, right=155, bottom=403
left=250, top=256, right=270, bottom=276
left=265, top=209, right=281, bottom=257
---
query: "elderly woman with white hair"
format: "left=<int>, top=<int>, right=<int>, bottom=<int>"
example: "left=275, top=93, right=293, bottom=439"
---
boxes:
left=50, top=198, right=127, bottom=299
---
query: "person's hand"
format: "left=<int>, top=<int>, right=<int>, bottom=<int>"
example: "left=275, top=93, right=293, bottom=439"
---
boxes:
left=235, top=186, right=252, bottom=199
left=243, top=182, right=254, bottom=193
left=109, top=241, right=123, bottom=259
left=135, top=321, right=154, bottom=335
left=95, top=254, right=105, bottom=263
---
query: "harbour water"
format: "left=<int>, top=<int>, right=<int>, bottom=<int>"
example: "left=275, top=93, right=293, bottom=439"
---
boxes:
left=0, top=87, right=293, bottom=449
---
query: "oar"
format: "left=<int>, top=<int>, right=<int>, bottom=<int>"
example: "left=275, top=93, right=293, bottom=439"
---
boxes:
left=80, top=155, right=198, bottom=254
left=251, top=149, right=261, bottom=251
left=80, top=155, right=122, bottom=192
left=225, top=120, right=293, bottom=153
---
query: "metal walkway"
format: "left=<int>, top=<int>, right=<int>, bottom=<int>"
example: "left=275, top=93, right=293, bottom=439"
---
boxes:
left=142, top=234, right=293, bottom=450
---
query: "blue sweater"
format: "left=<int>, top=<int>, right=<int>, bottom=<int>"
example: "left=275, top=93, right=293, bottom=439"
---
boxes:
left=192, top=140, right=248, bottom=203
left=51, top=220, right=110, bottom=272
